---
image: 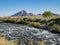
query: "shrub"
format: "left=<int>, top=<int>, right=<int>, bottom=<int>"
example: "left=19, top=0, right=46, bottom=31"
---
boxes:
left=54, top=18, right=60, bottom=25
left=28, top=22, right=40, bottom=28
left=47, top=21, right=55, bottom=26
left=43, top=11, right=52, bottom=17
left=50, top=25, right=60, bottom=33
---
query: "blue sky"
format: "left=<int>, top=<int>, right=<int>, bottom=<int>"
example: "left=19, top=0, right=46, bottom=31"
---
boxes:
left=0, top=0, right=60, bottom=16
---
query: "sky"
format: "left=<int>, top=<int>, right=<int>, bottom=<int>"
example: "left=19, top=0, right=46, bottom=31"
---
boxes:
left=0, top=0, right=60, bottom=16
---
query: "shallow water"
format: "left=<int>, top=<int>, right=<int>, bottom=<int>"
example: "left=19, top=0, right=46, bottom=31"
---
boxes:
left=0, top=23, right=60, bottom=45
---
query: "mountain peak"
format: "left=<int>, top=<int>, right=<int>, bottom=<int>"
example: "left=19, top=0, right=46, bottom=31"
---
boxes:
left=20, top=10, right=28, bottom=15
left=12, top=10, right=39, bottom=16
left=12, top=10, right=28, bottom=16
left=21, top=10, right=26, bottom=12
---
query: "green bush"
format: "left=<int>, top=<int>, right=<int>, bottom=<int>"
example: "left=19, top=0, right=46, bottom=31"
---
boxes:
left=43, top=11, right=52, bottom=17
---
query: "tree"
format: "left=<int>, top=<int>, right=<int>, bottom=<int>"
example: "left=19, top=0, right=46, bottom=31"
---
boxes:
left=43, top=11, right=52, bottom=17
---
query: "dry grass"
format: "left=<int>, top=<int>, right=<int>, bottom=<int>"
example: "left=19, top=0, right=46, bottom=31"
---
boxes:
left=37, top=41, right=45, bottom=45
left=0, top=36, right=17, bottom=45
left=1, top=15, right=60, bottom=21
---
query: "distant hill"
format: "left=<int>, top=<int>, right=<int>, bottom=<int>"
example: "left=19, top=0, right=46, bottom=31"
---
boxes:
left=37, top=14, right=42, bottom=15
left=12, top=10, right=34, bottom=16
left=52, top=13, right=59, bottom=15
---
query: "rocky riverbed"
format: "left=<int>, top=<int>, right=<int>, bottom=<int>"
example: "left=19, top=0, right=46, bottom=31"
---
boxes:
left=0, top=23, right=60, bottom=45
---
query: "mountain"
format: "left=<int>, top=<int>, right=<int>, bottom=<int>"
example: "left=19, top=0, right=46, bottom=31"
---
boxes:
left=12, top=10, right=33, bottom=16
left=29, top=13, right=34, bottom=16
left=12, top=10, right=60, bottom=16
left=37, top=14, right=42, bottom=15
left=52, top=13, right=59, bottom=15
